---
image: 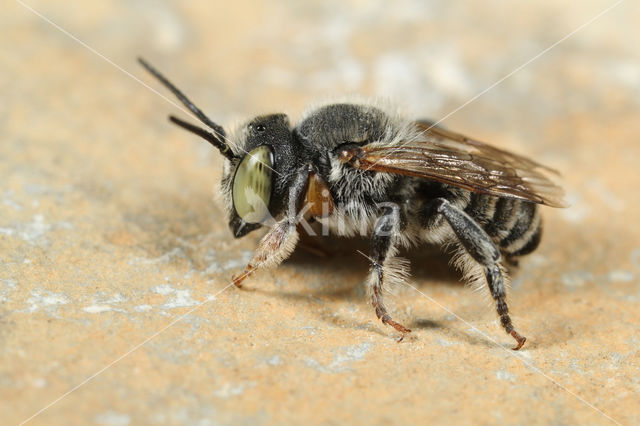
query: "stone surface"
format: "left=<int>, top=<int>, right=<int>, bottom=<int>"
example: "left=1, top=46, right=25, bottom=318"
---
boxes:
left=2, top=1, right=639, bottom=424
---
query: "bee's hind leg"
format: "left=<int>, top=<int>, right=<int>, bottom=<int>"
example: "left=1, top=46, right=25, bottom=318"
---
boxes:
left=368, top=203, right=411, bottom=341
left=433, top=198, right=526, bottom=350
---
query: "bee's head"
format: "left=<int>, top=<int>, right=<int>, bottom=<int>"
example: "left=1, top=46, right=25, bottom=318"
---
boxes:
left=138, top=59, right=299, bottom=238
left=222, top=113, right=295, bottom=238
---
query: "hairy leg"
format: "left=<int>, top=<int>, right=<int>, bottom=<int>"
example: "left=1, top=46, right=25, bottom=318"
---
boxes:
left=368, top=203, right=411, bottom=340
left=434, top=198, right=526, bottom=350
left=232, top=165, right=313, bottom=287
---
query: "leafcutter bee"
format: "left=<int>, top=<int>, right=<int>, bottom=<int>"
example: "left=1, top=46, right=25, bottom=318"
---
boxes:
left=139, top=58, right=566, bottom=350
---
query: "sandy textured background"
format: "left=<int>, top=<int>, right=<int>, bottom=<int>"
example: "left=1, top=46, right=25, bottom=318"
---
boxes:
left=2, top=1, right=639, bottom=424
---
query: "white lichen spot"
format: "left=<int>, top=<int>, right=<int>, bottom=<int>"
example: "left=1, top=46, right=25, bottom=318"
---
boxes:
left=560, top=192, right=589, bottom=223
left=83, top=293, right=127, bottom=314
left=25, top=289, right=69, bottom=313
left=373, top=52, right=442, bottom=113
left=267, top=355, right=282, bottom=366
left=153, top=285, right=199, bottom=308
left=514, top=349, right=533, bottom=361
left=301, top=326, right=317, bottom=335
left=0, top=214, right=72, bottom=244
left=104, top=294, right=126, bottom=303
left=152, top=284, right=175, bottom=295
left=496, top=368, right=516, bottom=382
left=1, top=279, right=17, bottom=302
left=22, top=215, right=52, bottom=242
left=1, top=190, right=22, bottom=210
left=134, top=304, right=152, bottom=312
left=436, top=338, right=457, bottom=347
left=83, top=305, right=114, bottom=314
left=388, top=0, right=434, bottom=22
left=631, top=248, right=640, bottom=272
left=423, top=48, right=472, bottom=99
left=606, top=270, right=634, bottom=283
left=0, top=226, right=15, bottom=237
left=30, top=377, right=47, bottom=388
left=306, top=342, right=373, bottom=373
left=588, top=179, right=624, bottom=211
left=148, top=4, right=186, bottom=51
left=203, top=250, right=253, bottom=275
left=212, top=382, right=256, bottom=398
left=94, top=411, right=131, bottom=426
left=129, top=247, right=186, bottom=265
left=561, top=271, right=593, bottom=288
left=165, top=289, right=198, bottom=308
left=609, top=60, right=640, bottom=91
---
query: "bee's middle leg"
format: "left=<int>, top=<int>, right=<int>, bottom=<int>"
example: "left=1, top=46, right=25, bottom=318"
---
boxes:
left=368, top=204, right=411, bottom=340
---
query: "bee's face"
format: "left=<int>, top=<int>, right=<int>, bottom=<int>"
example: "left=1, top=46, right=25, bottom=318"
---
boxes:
left=223, top=114, right=294, bottom=238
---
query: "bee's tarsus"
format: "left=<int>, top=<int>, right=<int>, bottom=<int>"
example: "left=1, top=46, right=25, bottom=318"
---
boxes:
left=232, top=264, right=254, bottom=288
left=510, top=330, right=527, bottom=350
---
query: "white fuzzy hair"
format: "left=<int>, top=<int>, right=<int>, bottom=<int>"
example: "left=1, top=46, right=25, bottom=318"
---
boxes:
left=364, top=245, right=411, bottom=291
left=447, top=242, right=511, bottom=306
left=254, top=222, right=300, bottom=270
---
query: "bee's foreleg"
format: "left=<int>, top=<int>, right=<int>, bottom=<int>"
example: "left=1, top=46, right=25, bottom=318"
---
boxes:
left=232, top=219, right=300, bottom=287
left=368, top=203, right=411, bottom=341
left=233, top=164, right=314, bottom=287
left=433, top=198, right=526, bottom=350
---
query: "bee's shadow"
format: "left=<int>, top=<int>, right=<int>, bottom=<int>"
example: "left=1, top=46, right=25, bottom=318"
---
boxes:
left=286, top=233, right=464, bottom=289
left=122, top=186, right=461, bottom=288
left=124, top=196, right=528, bottom=350
left=246, top=234, right=463, bottom=325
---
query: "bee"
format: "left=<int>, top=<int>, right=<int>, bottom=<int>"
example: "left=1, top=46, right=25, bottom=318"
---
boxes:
left=139, top=58, right=566, bottom=350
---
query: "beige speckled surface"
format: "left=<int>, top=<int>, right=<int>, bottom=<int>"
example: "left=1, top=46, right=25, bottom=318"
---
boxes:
left=2, top=1, right=640, bottom=425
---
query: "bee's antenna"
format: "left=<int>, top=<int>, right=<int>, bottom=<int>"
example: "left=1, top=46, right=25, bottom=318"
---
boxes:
left=168, top=116, right=235, bottom=161
left=138, top=57, right=235, bottom=160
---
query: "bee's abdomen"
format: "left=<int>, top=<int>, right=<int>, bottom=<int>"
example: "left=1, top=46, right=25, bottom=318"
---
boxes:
left=465, top=194, right=542, bottom=258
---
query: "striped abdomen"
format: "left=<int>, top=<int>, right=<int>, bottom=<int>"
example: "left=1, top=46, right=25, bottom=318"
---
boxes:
left=464, top=193, right=542, bottom=258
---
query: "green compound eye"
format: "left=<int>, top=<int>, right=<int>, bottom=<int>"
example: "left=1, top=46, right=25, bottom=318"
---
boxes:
left=232, top=146, right=274, bottom=224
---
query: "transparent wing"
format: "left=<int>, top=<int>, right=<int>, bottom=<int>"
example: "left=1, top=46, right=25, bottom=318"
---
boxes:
left=352, top=122, right=567, bottom=207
